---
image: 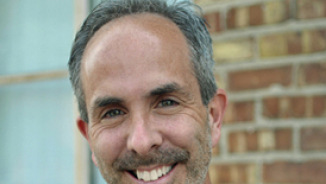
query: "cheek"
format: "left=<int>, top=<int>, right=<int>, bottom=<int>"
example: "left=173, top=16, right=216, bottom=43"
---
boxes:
left=159, top=115, right=202, bottom=149
left=92, top=128, right=126, bottom=164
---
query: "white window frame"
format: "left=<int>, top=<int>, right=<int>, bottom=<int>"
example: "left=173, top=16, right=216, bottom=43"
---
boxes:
left=0, top=0, right=91, bottom=183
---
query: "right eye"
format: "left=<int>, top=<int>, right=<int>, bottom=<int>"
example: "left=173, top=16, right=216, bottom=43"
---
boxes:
left=103, top=109, right=125, bottom=118
left=157, top=99, right=179, bottom=108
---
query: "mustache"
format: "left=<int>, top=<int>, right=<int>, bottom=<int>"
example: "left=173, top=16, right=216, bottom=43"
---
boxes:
left=112, top=147, right=189, bottom=171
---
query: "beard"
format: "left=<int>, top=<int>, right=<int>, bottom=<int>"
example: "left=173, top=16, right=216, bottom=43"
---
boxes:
left=94, top=121, right=213, bottom=184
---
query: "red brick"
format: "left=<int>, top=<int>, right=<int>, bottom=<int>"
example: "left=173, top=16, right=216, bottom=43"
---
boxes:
left=301, top=126, right=326, bottom=151
left=233, top=101, right=255, bottom=122
left=260, top=30, right=326, bottom=58
left=249, top=5, right=263, bottom=26
left=275, top=128, right=292, bottom=150
left=258, top=129, right=276, bottom=151
left=246, top=131, right=258, bottom=151
left=287, top=32, right=302, bottom=55
left=224, top=101, right=254, bottom=123
left=297, top=0, right=326, bottom=19
left=228, top=66, right=292, bottom=91
left=210, top=163, right=255, bottom=184
left=227, top=8, right=236, bottom=29
left=229, top=132, right=241, bottom=153
left=260, top=32, right=302, bottom=57
left=300, top=30, right=326, bottom=53
left=310, top=30, right=326, bottom=52
left=264, top=1, right=290, bottom=24
left=213, top=38, right=254, bottom=63
left=216, top=165, right=231, bottom=183
left=194, top=0, right=222, bottom=6
left=300, top=62, right=326, bottom=86
left=226, top=7, right=250, bottom=29
left=313, top=95, right=326, bottom=116
left=227, top=1, right=289, bottom=30
left=263, top=160, right=326, bottom=183
left=260, top=33, right=288, bottom=57
left=263, top=97, right=280, bottom=118
left=204, top=12, right=221, bottom=33
left=230, top=128, right=292, bottom=153
left=229, top=131, right=258, bottom=153
left=290, top=96, right=307, bottom=118
left=264, top=97, right=293, bottom=119
left=264, top=95, right=326, bottom=119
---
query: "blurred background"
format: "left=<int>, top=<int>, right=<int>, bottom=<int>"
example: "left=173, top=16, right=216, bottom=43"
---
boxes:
left=198, top=0, right=326, bottom=183
left=0, top=0, right=325, bottom=184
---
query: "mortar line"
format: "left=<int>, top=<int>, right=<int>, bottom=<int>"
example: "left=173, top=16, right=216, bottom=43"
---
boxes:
left=256, top=160, right=263, bottom=184
left=220, top=124, right=229, bottom=159
left=215, top=52, right=326, bottom=72
left=201, top=0, right=282, bottom=13
left=289, top=0, right=297, bottom=20
left=210, top=19, right=326, bottom=42
left=211, top=151, right=326, bottom=164
left=222, top=118, right=326, bottom=131
left=255, top=95, right=264, bottom=125
left=292, top=124, right=301, bottom=159
left=226, top=86, right=326, bottom=101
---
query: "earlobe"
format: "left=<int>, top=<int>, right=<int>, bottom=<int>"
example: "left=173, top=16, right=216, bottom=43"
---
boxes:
left=208, top=89, right=228, bottom=147
left=92, top=152, right=99, bottom=167
left=77, top=117, right=89, bottom=140
left=77, top=117, right=99, bottom=167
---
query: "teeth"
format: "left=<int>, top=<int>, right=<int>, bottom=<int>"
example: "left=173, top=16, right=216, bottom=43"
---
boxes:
left=136, top=165, right=172, bottom=181
left=150, top=170, right=158, bottom=180
left=143, top=171, right=150, bottom=181
left=136, top=170, right=143, bottom=180
left=157, top=168, right=162, bottom=178
left=162, top=166, right=166, bottom=174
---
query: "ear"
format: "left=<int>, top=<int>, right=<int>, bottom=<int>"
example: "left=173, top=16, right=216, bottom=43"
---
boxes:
left=77, top=117, right=89, bottom=141
left=77, top=117, right=99, bottom=167
left=208, top=89, right=227, bottom=147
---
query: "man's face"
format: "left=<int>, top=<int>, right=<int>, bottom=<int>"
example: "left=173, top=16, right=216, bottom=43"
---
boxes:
left=78, top=13, right=223, bottom=184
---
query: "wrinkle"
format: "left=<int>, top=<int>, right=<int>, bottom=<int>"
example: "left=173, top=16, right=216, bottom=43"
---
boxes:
left=90, top=123, right=112, bottom=140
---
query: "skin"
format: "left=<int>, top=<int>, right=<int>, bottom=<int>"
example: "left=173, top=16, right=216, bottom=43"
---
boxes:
left=77, top=13, right=227, bottom=184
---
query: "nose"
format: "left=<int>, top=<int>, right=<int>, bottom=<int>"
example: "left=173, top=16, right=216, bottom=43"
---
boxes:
left=127, top=114, right=163, bottom=156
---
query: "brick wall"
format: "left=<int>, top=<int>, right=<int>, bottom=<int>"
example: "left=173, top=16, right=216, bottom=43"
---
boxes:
left=195, top=0, right=326, bottom=183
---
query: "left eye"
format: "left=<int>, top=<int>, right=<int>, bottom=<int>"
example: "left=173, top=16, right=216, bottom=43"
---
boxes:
left=158, top=99, right=179, bottom=107
left=103, top=109, right=125, bottom=118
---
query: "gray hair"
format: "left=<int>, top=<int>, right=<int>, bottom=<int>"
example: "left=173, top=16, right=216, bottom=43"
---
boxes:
left=68, top=0, right=217, bottom=123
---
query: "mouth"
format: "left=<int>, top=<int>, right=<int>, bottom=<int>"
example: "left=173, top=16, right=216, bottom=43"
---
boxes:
left=127, top=163, right=177, bottom=182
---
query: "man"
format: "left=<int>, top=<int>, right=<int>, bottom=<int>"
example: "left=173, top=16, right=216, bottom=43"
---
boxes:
left=68, top=0, right=227, bottom=183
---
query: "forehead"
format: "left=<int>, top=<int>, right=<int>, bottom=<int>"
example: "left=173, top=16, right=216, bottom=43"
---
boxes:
left=82, top=13, right=190, bottom=69
left=80, top=13, right=196, bottom=104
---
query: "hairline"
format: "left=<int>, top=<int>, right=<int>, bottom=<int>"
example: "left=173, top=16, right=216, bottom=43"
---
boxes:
left=79, top=12, right=200, bottom=119
left=69, top=0, right=217, bottom=123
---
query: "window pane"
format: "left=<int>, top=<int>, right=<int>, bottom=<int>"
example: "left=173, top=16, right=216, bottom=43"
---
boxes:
left=0, top=0, right=73, bottom=75
left=0, top=79, right=75, bottom=184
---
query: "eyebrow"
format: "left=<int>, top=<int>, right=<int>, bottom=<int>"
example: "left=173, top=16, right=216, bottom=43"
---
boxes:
left=147, top=82, right=190, bottom=98
left=91, top=97, right=124, bottom=115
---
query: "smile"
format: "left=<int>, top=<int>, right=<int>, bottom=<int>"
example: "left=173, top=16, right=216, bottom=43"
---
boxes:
left=128, top=164, right=177, bottom=182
